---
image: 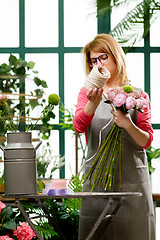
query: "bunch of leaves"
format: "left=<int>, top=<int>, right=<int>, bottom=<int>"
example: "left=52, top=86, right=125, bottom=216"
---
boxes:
left=146, top=145, right=160, bottom=174
left=0, top=206, right=16, bottom=237
left=0, top=54, right=47, bottom=94
left=44, top=198, right=79, bottom=240
left=0, top=54, right=51, bottom=137
left=12, top=201, right=57, bottom=239
left=59, top=103, right=75, bottom=131
left=27, top=93, right=60, bottom=140
left=0, top=97, right=19, bottom=136
left=13, top=195, right=80, bottom=240
left=96, top=0, right=160, bottom=50
left=39, top=102, right=57, bottom=140
left=65, top=174, right=83, bottom=213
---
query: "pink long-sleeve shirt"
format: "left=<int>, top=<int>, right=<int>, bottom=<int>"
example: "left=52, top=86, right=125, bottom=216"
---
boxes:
left=73, top=87, right=153, bottom=149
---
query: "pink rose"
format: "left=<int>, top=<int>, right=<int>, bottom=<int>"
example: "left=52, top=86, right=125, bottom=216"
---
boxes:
left=13, top=222, right=36, bottom=240
left=129, top=90, right=141, bottom=99
left=0, top=201, right=6, bottom=212
left=113, top=93, right=126, bottom=107
left=136, top=97, right=146, bottom=110
left=125, top=96, right=137, bottom=110
left=0, top=236, right=14, bottom=240
left=106, top=88, right=116, bottom=101
left=136, top=98, right=143, bottom=109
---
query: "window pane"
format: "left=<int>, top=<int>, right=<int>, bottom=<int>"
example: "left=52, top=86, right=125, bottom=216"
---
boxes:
left=65, top=130, right=75, bottom=179
left=65, top=131, right=87, bottom=179
left=35, top=130, right=60, bottom=179
left=150, top=17, right=160, bottom=47
left=25, top=54, right=59, bottom=124
left=64, top=53, right=85, bottom=110
left=150, top=53, right=160, bottom=123
left=25, top=0, right=58, bottom=47
left=0, top=0, right=19, bottom=47
left=64, top=0, right=97, bottom=47
left=126, top=53, right=144, bottom=89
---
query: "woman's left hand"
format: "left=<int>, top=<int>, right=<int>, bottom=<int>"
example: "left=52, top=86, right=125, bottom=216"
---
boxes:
left=111, top=109, right=132, bottom=129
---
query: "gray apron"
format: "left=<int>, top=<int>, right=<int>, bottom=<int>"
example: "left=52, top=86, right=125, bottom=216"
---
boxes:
left=78, top=94, right=156, bottom=240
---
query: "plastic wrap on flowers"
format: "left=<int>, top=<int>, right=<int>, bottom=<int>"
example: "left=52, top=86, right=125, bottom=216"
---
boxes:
left=82, top=85, right=146, bottom=191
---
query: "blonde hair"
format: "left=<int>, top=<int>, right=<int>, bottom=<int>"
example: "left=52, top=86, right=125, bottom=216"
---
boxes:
left=82, top=33, right=129, bottom=84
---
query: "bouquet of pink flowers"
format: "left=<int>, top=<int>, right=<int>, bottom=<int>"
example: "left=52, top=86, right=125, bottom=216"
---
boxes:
left=106, top=85, right=146, bottom=112
left=82, top=85, right=146, bottom=191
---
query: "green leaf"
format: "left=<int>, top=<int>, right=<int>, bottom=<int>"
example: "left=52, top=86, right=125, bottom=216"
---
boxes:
left=41, top=80, right=48, bottom=88
left=36, top=222, right=59, bottom=239
left=47, top=111, right=55, bottom=119
left=9, top=54, right=17, bottom=66
left=29, top=99, right=39, bottom=110
left=28, top=61, right=35, bottom=69
left=3, top=220, right=16, bottom=229
left=13, top=66, right=25, bottom=75
left=34, top=89, right=44, bottom=97
left=0, top=63, right=11, bottom=73
left=0, top=206, right=13, bottom=220
left=42, top=134, right=49, bottom=140
left=34, top=77, right=42, bottom=86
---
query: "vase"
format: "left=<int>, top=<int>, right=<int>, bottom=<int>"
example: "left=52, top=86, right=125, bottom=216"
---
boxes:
left=0, top=132, right=42, bottom=195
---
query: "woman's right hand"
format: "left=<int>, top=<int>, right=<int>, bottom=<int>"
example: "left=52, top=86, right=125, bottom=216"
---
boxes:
left=86, top=88, right=103, bottom=103
left=84, top=88, right=103, bottom=116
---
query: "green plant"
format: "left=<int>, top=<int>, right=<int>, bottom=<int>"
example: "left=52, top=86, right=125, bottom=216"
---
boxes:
left=96, top=0, right=160, bottom=49
left=146, top=145, right=160, bottom=174
left=0, top=54, right=60, bottom=140
left=0, top=204, right=16, bottom=236
left=0, top=92, right=59, bottom=140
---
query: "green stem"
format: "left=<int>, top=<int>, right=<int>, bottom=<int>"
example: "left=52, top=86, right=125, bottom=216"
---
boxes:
left=82, top=123, right=116, bottom=183
left=103, top=129, right=119, bottom=190
left=95, top=128, right=118, bottom=187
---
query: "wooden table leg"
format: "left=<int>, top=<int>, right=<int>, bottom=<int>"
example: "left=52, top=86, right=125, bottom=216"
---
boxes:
left=15, top=200, right=44, bottom=240
left=86, top=197, right=125, bottom=240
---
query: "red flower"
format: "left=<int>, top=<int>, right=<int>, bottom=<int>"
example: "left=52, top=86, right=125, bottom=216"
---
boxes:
left=0, top=236, right=14, bottom=240
left=13, top=222, right=36, bottom=240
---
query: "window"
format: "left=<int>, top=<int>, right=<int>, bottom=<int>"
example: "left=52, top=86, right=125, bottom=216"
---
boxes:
left=0, top=0, right=159, bottom=181
left=0, top=0, right=97, bottom=179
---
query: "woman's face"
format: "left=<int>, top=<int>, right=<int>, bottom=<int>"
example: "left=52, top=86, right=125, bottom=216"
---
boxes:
left=90, top=51, right=117, bottom=79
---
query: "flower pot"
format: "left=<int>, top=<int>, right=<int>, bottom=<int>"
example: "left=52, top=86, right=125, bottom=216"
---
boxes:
left=0, top=132, right=42, bottom=194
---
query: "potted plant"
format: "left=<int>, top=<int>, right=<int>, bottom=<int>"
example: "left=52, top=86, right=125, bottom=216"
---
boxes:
left=0, top=55, right=60, bottom=194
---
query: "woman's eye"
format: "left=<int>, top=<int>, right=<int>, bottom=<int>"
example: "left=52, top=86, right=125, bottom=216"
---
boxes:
left=91, top=60, right=97, bottom=64
left=101, top=55, right=107, bottom=60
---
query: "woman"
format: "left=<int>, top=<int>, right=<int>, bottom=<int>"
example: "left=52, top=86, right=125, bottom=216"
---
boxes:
left=73, top=34, right=155, bottom=240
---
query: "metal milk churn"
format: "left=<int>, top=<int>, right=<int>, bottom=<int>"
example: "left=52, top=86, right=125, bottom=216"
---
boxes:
left=0, top=132, right=42, bottom=194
